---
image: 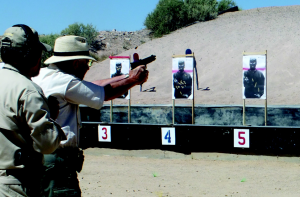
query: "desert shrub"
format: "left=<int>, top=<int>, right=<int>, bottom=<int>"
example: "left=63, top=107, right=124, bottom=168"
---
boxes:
left=39, top=34, right=60, bottom=67
left=61, top=23, right=104, bottom=53
left=217, top=0, right=236, bottom=12
left=123, top=40, right=131, bottom=50
left=184, top=0, right=218, bottom=23
left=38, top=23, right=107, bottom=66
left=144, top=0, right=237, bottom=37
left=144, top=0, right=187, bottom=37
left=97, top=55, right=109, bottom=62
left=89, top=52, right=101, bottom=61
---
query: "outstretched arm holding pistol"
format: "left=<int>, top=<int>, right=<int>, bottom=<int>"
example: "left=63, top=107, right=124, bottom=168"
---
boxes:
left=91, top=65, right=149, bottom=101
left=91, top=53, right=155, bottom=98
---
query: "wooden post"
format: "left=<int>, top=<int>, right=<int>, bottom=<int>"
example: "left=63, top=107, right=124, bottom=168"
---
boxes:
left=265, top=50, right=268, bottom=126
left=243, top=99, right=245, bottom=126
left=110, top=100, right=113, bottom=122
left=172, top=53, right=195, bottom=125
left=109, top=55, right=131, bottom=124
left=128, top=98, right=131, bottom=123
left=193, top=53, right=195, bottom=124
left=128, top=55, right=131, bottom=123
left=265, top=100, right=267, bottom=126
left=172, top=99, right=175, bottom=125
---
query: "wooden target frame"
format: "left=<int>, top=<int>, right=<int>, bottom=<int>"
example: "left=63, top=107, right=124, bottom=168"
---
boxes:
left=172, top=53, right=195, bottom=124
left=242, top=51, right=268, bottom=126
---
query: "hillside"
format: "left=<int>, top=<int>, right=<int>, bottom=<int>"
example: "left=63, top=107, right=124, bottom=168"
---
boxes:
left=85, top=6, right=300, bottom=106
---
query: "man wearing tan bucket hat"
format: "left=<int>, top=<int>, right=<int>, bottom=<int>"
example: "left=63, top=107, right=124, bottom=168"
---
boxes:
left=32, top=35, right=149, bottom=196
left=0, top=24, right=66, bottom=196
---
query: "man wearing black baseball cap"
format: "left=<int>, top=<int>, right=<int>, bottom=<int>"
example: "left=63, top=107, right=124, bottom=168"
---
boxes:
left=0, top=24, right=66, bottom=196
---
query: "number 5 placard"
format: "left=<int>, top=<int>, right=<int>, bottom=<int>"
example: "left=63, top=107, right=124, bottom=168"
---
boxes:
left=234, top=129, right=249, bottom=148
left=161, top=128, right=176, bottom=145
left=98, top=125, right=111, bottom=142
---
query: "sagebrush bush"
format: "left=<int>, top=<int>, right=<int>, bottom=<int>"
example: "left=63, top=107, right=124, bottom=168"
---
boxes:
left=184, top=0, right=218, bottom=23
left=61, top=23, right=104, bottom=53
left=39, top=34, right=60, bottom=67
left=217, top=0, right=237, bottom=12
left=144, top=0, right=187, bottom=37
left=39, top=23, right=105, bottom=66
left=144, top=0, right=238, bottom=37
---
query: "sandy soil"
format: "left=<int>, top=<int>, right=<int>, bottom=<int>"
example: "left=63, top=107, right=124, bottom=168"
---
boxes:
left=79, top=148, right=300, bottom=197
left=80, top=6, right=300, bottom=197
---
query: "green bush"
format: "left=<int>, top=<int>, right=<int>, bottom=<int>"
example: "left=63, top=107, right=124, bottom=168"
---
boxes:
left=144, top=0, right=237, bottom=37
left=61, top=23, right=104, bottom=52
left=38, top=23, right=106, bottom=66
left=217, top=0, right=236, bottom=12
left=184, top=0, right=218, bottom=23
left=39, top=34, right=60, bottom=67
left=144, top=0, right=187, bottom=37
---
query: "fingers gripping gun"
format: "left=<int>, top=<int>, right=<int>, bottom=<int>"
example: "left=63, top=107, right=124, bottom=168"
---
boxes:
left=130, top=53, right=156, bottom=91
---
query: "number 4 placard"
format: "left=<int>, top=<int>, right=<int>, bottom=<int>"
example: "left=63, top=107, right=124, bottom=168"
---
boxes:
left=98, top=125, right=111, bottom=142
left=234, top=129, right=249, bottom=148
left=161, top=128, right=176, bottom=145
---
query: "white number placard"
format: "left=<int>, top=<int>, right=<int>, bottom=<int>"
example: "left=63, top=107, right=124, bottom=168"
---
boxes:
left=161, top=128, right=176, bottom=145
left=98, top=125, right=111, bottom=142
left=234, top=129, right=249, bottom=148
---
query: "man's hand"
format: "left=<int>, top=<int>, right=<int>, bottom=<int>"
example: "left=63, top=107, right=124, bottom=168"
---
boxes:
left=129, top=65, right=149, bottom=85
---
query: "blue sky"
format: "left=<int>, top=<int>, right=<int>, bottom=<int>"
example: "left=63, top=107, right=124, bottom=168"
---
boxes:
left=0, top=0, right=299, bottom=35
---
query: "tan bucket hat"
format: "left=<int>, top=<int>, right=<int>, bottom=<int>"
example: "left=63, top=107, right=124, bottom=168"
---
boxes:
left=44, top=35, right=96, bottom=64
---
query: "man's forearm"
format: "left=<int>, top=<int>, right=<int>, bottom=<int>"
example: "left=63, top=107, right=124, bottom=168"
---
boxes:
left=91, top=75, right=127, bottom=86
left=94, top=65, right=148, bottom=101
left=104, top=77, right=138, bottom=101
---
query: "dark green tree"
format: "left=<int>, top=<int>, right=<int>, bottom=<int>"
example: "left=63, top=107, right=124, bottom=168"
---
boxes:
left=144, top=0, right=187, bottom=37
left=184, top=0, right=218, bottom=23
left=61, top=23, right=105, bottom=52
left=39, top=23, right=105, bottom=66
left=144, top=0, right=238, bottom=37
left=39, top=33, right=60, bottom=67
left=217, top=0, right=237, bottom=12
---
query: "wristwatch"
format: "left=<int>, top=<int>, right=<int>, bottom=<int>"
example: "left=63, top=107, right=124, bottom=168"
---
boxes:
left=124, top=74, right=129, bottom=79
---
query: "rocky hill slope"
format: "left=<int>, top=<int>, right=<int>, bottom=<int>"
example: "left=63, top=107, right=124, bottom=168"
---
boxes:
left=95, top=29, right=152, bottom=58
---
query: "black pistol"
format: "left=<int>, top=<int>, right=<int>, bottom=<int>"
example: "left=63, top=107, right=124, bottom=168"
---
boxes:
left=130, top=53, right=156, bottom=70
left=130, top=53, right=156, bottom=92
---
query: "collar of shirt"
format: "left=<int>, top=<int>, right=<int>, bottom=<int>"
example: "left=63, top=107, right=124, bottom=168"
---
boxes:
left=2, top=63, right=30, bottom=79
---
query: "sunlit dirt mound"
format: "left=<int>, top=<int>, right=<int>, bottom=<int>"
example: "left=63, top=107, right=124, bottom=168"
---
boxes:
left=85, top=6, right=300, bottom=106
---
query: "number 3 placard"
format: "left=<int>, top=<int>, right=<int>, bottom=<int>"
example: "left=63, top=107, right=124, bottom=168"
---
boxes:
left=98, top=125, right=111, bottom=142
left=161, top=128, right=176, bottom=145
left=234, top=129, right=249, bottom=148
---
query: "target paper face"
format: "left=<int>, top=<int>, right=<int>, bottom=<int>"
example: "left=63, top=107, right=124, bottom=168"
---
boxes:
left=172, top=57, right=194, bottom=100
left=242, top=55, right=266, bottom=100
left=110, top=59, right=130, bottom=99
